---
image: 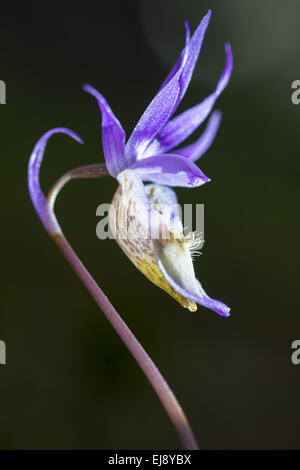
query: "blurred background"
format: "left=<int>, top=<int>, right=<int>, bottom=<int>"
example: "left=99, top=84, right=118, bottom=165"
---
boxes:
left=0, top=0, right=299, bottom=449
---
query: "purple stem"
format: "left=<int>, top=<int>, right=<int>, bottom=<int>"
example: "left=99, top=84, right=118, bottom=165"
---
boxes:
left=28, top=128, right=199, bottom=450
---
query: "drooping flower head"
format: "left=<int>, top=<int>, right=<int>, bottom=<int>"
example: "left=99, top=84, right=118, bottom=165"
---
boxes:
left=28, top=10, right=232, bottom=317
left=83, top=10, right=232, bottom=316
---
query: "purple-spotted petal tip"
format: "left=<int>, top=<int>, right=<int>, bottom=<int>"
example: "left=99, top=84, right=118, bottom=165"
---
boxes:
left=83, top=84, right=128, bottom=177
left=28, top=128, right=83, bottom=233
left=129, top=153, right=210, bottom=187
left=154, top=249, right=230, bottom=317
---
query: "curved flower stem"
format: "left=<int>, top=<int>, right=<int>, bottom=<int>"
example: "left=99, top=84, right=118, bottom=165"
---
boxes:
left=47, top=163, right=110, bottom=211
left=47, top=163, right=199, bottom=450
left=28, top=130, right=199, bottom=449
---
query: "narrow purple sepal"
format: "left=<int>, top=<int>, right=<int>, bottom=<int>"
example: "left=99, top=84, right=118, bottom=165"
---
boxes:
left=145, top=183, right=181, bottom=228
left=158, top=11, right=211, bottom=115
left=158, top=21, right=191, bottom=94
left=125, top=37, right=189, bottom=162
left=28, top=128, right=84, bottom=233
left=156, top=43, right=233, bottom=152
left=83, top=84, right=127, bottom=177
left=172, top=110, right=222, bottom=161
left=154, top=250, right=231, bottom=317
left=175, top=11, right=211, bottom=110
left=129, top=153, right=210, bottom=187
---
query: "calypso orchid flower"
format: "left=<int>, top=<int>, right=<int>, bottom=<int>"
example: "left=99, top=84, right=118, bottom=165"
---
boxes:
left=27, top=10, right=233, bottom=449
left=83, top=10, right=232, bottom=316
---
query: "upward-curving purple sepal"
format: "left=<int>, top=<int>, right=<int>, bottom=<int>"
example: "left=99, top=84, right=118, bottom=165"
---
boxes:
left=83, top=84, right=127, bottom=177
left=158, top=10, right=211, bottom=113
left=156, top=43, right=233, bottom=153
left=125, top=30, right=190, bottom=162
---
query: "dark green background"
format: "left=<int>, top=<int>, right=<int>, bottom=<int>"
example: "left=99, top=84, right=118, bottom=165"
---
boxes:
left=0, top=0, right=299, bottom=449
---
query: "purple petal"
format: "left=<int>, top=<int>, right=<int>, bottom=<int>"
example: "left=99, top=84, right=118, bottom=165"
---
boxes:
left=83, top=84, right=127, bottom=177
left=129, top=154, right=210, bottom=187
left=157, top=43, right=233, bottom=152
left=125, top=36, right=189, bottom=162
left=154, top=248, right=230, bottom=317
left=28, top=128, right=84, bottom=233
left=172, top=110, right=222, bottom=161
left=158, top=21, right=191, bottom=94
left=176, top=11, right=211, bottom=110
left=159, top=11, right=211, bottom=113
